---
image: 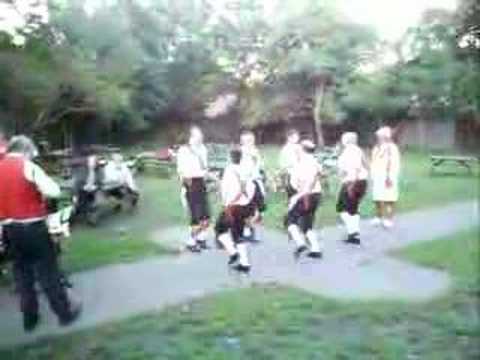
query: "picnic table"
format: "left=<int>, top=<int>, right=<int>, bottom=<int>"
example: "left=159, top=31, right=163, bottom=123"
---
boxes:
left=430, top=155, right=478, bottom=175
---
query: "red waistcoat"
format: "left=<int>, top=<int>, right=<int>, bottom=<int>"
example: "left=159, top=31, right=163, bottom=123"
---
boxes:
left=0, top=156, right=48, bottom=221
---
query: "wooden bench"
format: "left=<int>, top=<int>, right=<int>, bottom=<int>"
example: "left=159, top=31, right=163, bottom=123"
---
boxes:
left=430, top=155, right=478, bottom=175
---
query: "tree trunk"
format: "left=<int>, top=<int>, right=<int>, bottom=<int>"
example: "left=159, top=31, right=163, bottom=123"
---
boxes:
left=313, top=82, right=326, bottom=147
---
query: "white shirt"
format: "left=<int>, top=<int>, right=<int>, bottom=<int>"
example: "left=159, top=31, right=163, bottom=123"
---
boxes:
left=337, top=144, right=368, bottom=183
left=279, top=142, right=302, bottom=174
left=371, top=143, right=401, bottom=179
left=221, top=164, right=251, bottom=206
left=290, top=153, right=323, bottom=195
left=177, top=144, right=208, bottom=180
left=240, top=145, right=263, bottom=181
left=103, top=161, right=138, bottom=192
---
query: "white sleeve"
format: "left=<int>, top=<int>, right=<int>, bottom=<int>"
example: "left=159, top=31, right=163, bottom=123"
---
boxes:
left=176, top=147, right=189, bottom=179
left=279, top=147, right=289, bottom=170
left=122, top=165, right=138, bottom=192
left=221, top=168, right=234, bottom=205
left=202, top=146, right=208, bottom=169
left=24, top=161, right=61, bottom=198
left=337, top=151, right=349, bottom=174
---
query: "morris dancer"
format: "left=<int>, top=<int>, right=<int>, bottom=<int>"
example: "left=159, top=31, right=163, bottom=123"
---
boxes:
left=279, top=128, right=302, bottom=198
left=240, top=130, right=266, bottom=242
left=0, top=136, right=81, bottom=332
left=177, top=126, right=211, bottom=252
left=371, top=126, right=401, bottom=228
left=336, top=132, right=368, bottom=245
left=215, top=148, right=252, bottom=273
left=286, top=140, right=323, bottom=259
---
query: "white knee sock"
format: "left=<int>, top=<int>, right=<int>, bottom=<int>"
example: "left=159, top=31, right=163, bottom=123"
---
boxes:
left=288, top=224, right=306, bottom=248
left=341, top=212, right=360, bottom=235
left=237, top=243, right=250, bottom=266
left=197, top=228, right=209, bottom=243
left=218, top=233, right=237, bottom=256
left=306, top=230, right=323, bottom=253
left=186, top=233, right=197, bottom=246
left=351, top=214, right=360, bottom=234
left=243, top=226, right=252, bottom=237
left=340, top=212, right=353, bottom=234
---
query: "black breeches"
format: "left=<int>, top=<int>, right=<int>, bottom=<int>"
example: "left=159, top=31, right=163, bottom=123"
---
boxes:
left=215, top=205, right=251, bottom=244
left=286, top=193, right=321, bottom=233
left=3, top=221, right=72, bottom=322
left=336, top=180, right=367, bottom=215
left=247, top=180, right=266, bottom=217
left=184, top=178, right=210, bottom=226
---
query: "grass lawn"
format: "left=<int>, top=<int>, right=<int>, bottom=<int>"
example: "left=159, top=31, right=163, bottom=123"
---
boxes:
left=2, top=148, right=475, bottom=277
left=1, top=229, right=478, bottom=359
left=261, top=147, right=478, bottom=229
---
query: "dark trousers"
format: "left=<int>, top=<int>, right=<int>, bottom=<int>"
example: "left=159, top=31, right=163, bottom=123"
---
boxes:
left=286, top=193, right=321, bottom=233
left=3, top=221, right=72, bottom=323
left=184, top=178, right=210, bottom=226
left=215, top=205, right=251, bottom=243
left=336, top=180, right=368, bottom=215
left=245, top=180, right=266, bottom=219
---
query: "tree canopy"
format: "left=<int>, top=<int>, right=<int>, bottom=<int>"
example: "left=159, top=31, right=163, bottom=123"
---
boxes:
left=0, top=0, right=478, bottom=145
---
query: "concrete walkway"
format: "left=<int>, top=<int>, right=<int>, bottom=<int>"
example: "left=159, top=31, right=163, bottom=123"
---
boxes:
left=0, top=201, right=477, bottom=348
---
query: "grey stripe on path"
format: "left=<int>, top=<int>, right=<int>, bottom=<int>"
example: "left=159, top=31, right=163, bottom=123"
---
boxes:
left=0, top=201, right=477, bottom=348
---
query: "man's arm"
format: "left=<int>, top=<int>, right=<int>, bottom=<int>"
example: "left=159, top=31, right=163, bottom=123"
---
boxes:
left=25, top=161, right=61, bottom=198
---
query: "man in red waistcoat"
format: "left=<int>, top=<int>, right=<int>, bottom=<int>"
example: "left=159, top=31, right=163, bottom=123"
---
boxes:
left=0, top=130, right=7, bottom=159
left=0, top=135, right=81, bottom=332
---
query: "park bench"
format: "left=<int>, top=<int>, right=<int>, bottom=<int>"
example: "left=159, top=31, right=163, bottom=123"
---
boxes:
left=430, top=155, right=478, bottom=175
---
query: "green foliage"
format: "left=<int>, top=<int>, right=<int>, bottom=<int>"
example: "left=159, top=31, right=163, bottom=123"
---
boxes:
left=0, top=0, right=479, bottom=139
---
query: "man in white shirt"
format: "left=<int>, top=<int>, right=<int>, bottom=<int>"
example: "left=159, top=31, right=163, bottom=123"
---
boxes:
left=0, top=136, right=81, bottom=332
left=177, top=126, right=211, bottom=252
left=285, top=140, right=324, bottom=260
left=278, top=128, right=302, bottom=198
left=214, top=148, right=253, bottom=273
left=336, top=132, right=368, bottom=245
left=239, top=130, right=266, bottom=242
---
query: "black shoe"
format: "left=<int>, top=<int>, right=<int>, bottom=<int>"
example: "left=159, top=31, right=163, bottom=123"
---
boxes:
left=345, top=233, right=361, bottom=245
left=233, top=264, right=251, bottom=274
left=228, top=253, right=239, bottom=265
left=307, top=251, right=323, bottom=259
left=60, top=302, right=82, bottom=327
left=197, top=241, right=209, bottom=250
left=294, top=245, right=308, bottom=260
left=60, top=275, right=73, bottom=289
left=23, top=313, right=40, bottom=333
left=186, top=244, right=202, bottom=253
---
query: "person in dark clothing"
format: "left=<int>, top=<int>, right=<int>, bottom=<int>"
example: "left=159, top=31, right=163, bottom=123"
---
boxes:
left=0, top=135, right=81, bottom=332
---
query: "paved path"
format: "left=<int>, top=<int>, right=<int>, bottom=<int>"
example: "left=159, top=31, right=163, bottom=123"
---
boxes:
left=0, top=201, right=477, bottom=348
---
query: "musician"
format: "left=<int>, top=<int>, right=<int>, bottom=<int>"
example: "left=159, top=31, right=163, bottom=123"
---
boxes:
left=336, top=132, right=368, bottom=244
left=177, top=126, right=211, bottom=252
left=285, top=140, right=323, bottom=259
left=0, top=136, right=81, bottom=332
left=215, top=148, right=252, bottom=273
